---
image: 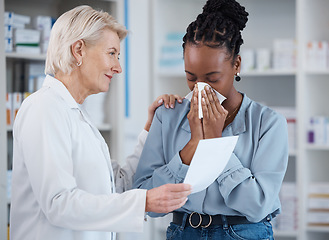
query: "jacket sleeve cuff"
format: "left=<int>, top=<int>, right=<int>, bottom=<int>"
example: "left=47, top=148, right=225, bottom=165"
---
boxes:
left=166, top=152, right=189, bottom=182
left=138, top=129, right=148, bottom=143
left=133, top=189, right=148, bottom=232
left=217, top=153, right=243, bottom=183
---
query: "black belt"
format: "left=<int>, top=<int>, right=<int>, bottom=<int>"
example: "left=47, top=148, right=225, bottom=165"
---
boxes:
left=173, top=212, right=271, bottom=228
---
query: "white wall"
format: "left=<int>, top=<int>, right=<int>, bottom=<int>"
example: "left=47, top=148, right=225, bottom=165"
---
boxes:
left=119, top=1, right=152, bottom=238
left=123, top=0, right=151, bottom=160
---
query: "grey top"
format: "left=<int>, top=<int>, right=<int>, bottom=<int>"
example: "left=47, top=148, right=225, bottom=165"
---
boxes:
left=133, top=93, right=289, bottom=222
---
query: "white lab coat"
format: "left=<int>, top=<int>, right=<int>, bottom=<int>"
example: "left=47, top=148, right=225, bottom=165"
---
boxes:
left=10, top=75, right=147, bottom=240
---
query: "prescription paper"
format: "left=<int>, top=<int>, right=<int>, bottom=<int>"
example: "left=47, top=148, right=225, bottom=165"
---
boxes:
left=185, top=82, right=226, bottom=119
left=184, top=136, right=239, bottom=194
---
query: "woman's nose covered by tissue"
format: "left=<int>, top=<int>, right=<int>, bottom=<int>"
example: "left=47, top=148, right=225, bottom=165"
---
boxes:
left=196, top=82, right=226, bottom=119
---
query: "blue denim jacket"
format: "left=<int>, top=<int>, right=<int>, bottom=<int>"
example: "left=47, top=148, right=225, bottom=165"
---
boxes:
left=133, top=93, right=289, bottom=222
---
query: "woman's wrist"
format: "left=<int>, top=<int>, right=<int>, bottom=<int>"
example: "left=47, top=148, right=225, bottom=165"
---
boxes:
left=144, top=121, right=151, bottom=132
left=179, top=140, right=199, bottom=165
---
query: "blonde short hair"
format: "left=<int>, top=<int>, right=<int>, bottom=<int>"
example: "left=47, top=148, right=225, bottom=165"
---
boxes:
left=45, top=5, right=127, bottom=75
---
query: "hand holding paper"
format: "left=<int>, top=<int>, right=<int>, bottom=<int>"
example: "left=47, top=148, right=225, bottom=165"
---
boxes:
left=183, top=136, right=239, bottom=194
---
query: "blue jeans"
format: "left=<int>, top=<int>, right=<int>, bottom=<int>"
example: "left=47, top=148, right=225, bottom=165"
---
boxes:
left=166, top=215, right=274, bottom=240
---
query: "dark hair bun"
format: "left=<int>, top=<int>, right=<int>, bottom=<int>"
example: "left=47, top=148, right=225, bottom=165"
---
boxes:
left=183, top=0, right=249, bottom=57
left=202, top=0, right=248, bottom=31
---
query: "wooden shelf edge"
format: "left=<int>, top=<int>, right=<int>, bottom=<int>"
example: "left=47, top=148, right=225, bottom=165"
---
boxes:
left=157, top=69, right=297, bottom=78
left=307, top=225, right=329, bottom=232
left=273, top=230, right=298, bottom=237
left=5, top=52, right=46, bottom=61
left=306, top=144, right=329, bottom=151
left=305, top=69, right=329, bottom=75
left=241, top=69, right=296, bottom=76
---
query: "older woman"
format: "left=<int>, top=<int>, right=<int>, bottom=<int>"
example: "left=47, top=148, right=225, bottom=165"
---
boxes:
left=10, top=5, right=191, bottom=240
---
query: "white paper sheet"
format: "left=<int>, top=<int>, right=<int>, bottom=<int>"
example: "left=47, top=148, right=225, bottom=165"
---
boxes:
left=183, top=136, right=239, bottom=194
left=185, top=82, right=226, bottom=119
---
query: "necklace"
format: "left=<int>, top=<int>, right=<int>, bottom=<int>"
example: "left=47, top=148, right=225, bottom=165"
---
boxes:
left=225, top=104, right=240, bottom=121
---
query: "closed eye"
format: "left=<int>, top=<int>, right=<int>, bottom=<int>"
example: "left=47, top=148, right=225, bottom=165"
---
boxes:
left=185, top=70, right=196, bottom=82
left=207, top=78, right=219, bottom=83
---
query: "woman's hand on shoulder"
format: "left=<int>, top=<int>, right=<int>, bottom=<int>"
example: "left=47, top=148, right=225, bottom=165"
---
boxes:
left=144, top=94, right=183, bottom=131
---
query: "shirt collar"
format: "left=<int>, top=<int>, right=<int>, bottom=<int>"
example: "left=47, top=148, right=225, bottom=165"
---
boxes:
left=229, top=93, right=250, bottom=135
left=43, top=74, right=79, bottom=109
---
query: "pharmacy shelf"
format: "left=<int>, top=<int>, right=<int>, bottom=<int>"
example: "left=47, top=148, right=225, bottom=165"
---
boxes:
left=156, top=69, right=297, bottom=78
left=307, top=226, right=329, bottom=233
left=5, top=52, right=46, bottom=61
left=156, top=70, right=185, bottom=78
left=241, top=69, right=296, bottom=77
left=6, top=124, right=112, bottom=132
left=274, top=230, right=298, bottom=238
left=306, top=144, right=329, bottom=151
left=305, top=70, right=329, bottom=75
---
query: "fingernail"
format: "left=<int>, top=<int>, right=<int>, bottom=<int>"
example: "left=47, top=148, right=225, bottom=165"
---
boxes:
left=170, top=104, right=174, bottom=108
left=178, top=99, right=182, bottom=103
left=166, top=104, right=169, bottom=108
left=158, top=99, right=163, bottom=104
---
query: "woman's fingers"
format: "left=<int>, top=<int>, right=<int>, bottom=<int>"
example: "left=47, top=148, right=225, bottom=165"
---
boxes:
left=201, top=88, right=213, bottom=119
left=200, top=85, right=227, bottom=138
left=169, top=94, right=183, bottom=108
left=210, top=88, right=227, bottom=117
left=201, top=95, right=209, bottom=119
left=188, top=85, right=199, bottom=119
left=203, top=86, right=220, bottom=115
left=187, top=84, right=204, bottom=142
left=145, top=183, right=191, bottom=213
left=153, top=94, right=183, bottom=109
left=159, top=94, right=183, bottom=109
left=144, top=94, right=183, bottom=131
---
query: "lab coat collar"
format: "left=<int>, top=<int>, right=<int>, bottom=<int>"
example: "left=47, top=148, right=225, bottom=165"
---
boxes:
left=43, top=75, right=79, bottom=109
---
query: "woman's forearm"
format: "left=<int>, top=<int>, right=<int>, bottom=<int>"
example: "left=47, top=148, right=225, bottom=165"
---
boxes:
left=179, top=140, right=199, bottom=165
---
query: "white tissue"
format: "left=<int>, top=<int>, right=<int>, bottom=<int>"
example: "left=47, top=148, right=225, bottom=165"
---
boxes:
left=185, top=82, right=226, bottom=119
